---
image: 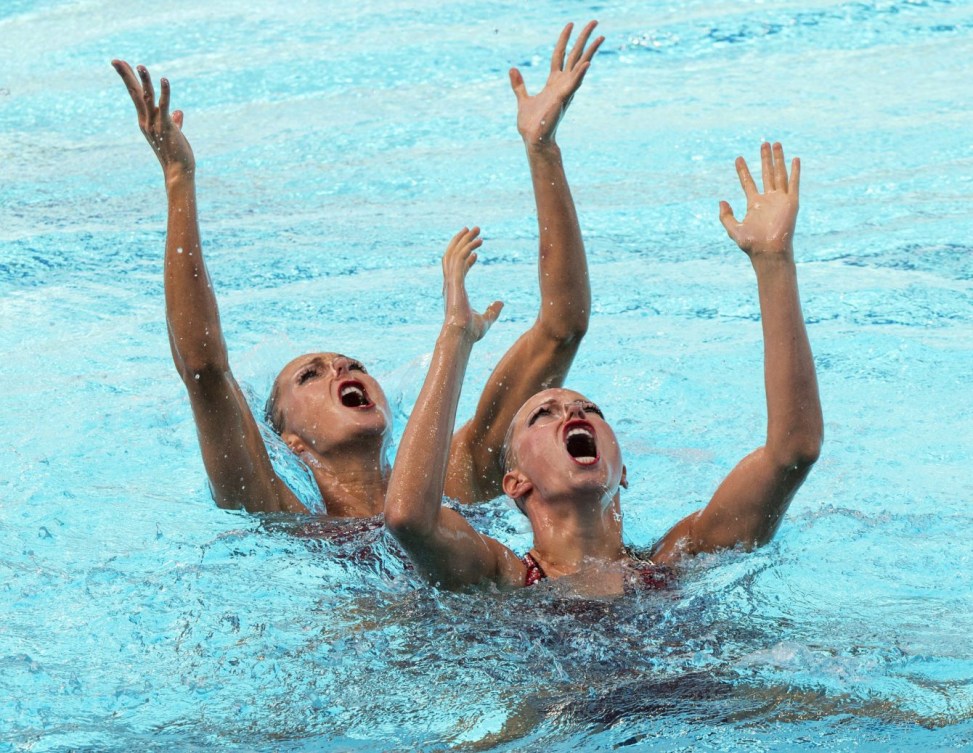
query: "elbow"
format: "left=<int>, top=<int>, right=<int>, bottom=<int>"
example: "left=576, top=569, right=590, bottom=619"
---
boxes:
left=383, top=498, right=430, bottom=542
left=176, top=358, right=229, bottom=390
left=772, top=430, right=823, bottom=471
left=537, top=311, right=589, bottom=348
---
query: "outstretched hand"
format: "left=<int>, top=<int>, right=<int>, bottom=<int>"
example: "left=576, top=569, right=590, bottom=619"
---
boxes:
left=509, top=21, right=604, bottom=147
left=442, top=227, right=503, bottom=342
left=719, top=142, right=800, bottom=258
left=112, top=59, right=194, bottom=179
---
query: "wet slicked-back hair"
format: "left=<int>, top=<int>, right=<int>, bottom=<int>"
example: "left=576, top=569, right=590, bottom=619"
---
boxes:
left=499, top=416, right=518, bottom=476
left=499, top=415, right=528, bottom=515
left=264, top=375, right=285, bottom=435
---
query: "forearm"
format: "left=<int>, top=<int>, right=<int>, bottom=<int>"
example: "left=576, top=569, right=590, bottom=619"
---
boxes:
left=163, top=171, right=228, bottom=378
left=752, top=252, right=823, bottom=465
left=526, top=142, right=590, bottom=340
left=386, top=327, right=475, bottom=537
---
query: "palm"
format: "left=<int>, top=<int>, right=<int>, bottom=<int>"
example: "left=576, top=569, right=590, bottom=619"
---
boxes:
left=735, top=192, right=798, bottom=256
left=720, top=143, right=800, bottom=257
left=442, top=227, right=502, bottom=342
left=112, top=60, right=195, bottom=176
left=516, top=79, right=574, bottom=144
left=509, top=21, right=604, bottom=146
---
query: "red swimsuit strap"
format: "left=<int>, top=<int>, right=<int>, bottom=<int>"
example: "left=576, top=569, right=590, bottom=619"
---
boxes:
left=522, top=552, right=547, bottom=586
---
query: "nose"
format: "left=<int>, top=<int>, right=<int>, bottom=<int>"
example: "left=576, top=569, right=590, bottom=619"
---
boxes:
left=330, top=356, right=351, bottom=377
left=566, top=401, right=587, bottom=419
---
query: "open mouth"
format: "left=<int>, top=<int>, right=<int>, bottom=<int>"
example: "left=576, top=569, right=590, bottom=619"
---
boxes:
left=338, top=380, right=374, bottom=409
left=563, top=420, right=599, bottom=466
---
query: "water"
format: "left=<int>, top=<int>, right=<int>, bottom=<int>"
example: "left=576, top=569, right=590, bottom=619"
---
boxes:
left=2, top=0, right=972, bottom=750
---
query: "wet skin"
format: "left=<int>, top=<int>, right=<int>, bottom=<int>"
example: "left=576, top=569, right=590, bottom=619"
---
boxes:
left=112, top=20, right=602, bottom=518
left=387, top=142, right=822, bottom=593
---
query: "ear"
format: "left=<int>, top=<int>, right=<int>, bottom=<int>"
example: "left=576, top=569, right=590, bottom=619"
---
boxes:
left=620, top=464, right=629, bottom=490
left=502, top=470, right=533, bottom=505
left=282, top=430, right=306, bottom=456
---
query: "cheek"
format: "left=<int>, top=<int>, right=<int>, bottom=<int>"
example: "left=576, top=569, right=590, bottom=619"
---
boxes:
left=513, top=433, right=548, bottom=472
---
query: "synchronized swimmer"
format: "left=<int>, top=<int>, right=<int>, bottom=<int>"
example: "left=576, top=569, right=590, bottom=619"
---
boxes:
left=385, top=144, right=822, bottom=594
left=115, top=21, right=822, bottom=593
left=113, top=21, right=603, bottom=519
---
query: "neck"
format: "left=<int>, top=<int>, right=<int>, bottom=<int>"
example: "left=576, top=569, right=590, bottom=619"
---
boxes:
left=526, top=490, right=625, bottom=576
left=305, top=446, right=390, bottom=518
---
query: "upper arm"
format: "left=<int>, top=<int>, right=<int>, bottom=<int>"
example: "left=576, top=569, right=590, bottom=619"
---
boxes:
left=651, top=446, right=815, bottom=567
left=446, top=325, right=581, bottom=503
left=391, top=506, right=526, bottom=590
left=184, top=364, right=306, bottom=514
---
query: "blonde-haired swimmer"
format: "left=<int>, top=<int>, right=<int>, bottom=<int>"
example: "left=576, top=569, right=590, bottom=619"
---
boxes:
left=111, top=20, right=603, bottom=517
left=386, top=143, right=822, bottom=594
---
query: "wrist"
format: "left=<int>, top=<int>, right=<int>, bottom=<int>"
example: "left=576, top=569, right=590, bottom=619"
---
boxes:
left=164, top=165, right=196, bottom=192
left=439, top=322, right=478, bottom=349
left=749, top=248, right=796, bottom=273
left=523, top=139, right=562, bottom=160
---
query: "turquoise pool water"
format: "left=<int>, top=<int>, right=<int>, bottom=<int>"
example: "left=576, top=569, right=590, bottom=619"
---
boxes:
left=2, top=0, right=972, bottom=750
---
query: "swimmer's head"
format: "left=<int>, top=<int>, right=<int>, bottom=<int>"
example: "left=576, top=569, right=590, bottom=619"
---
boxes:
left=265, top=352, right=392, bottom=458
left=501, top=388, right=626, bottom=515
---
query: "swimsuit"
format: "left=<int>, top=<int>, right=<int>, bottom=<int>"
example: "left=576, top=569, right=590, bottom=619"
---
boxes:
left=521, top=551, right=674, bottom=590
left=523, top=551, right=547, bottom=586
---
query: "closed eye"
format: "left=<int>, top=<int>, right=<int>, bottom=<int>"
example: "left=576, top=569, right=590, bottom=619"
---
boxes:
left=584, top=403, right=605, bottom=419
left=297, top=367, right=319, bottom=385
left=528, top=406, right=552, bottom=426
left=349, top=360, right=367, bottom=374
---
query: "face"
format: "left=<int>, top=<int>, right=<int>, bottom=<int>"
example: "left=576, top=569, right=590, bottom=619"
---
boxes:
left=273, top=352, right=391, bottom=456
left=503, top=388, right=626, bottom=508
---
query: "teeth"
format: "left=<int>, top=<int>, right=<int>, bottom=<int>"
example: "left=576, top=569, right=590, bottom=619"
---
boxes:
left=574, top=456, right=597, bottom=465
left=567, top=427, right=593, bottom=439
left=341, top=385, right=364, bottom=399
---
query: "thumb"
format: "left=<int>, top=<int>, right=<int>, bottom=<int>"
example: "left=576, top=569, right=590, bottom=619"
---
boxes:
left=719, top=201, right=740, bottom=242
left=172, top=110, right=184, bottom=129
left=508, top=68, right=528, bottom=100
left=483, top=300, right=504, bottom=329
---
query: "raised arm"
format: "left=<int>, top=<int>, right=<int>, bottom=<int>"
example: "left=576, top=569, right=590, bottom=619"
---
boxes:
left=112, top=61, right=304, bottom=514
left=445, top=22, right=603, bottom=504
left=385, top=228, right=525, bottom=589
left=652, top=142, right=823, bottom=566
